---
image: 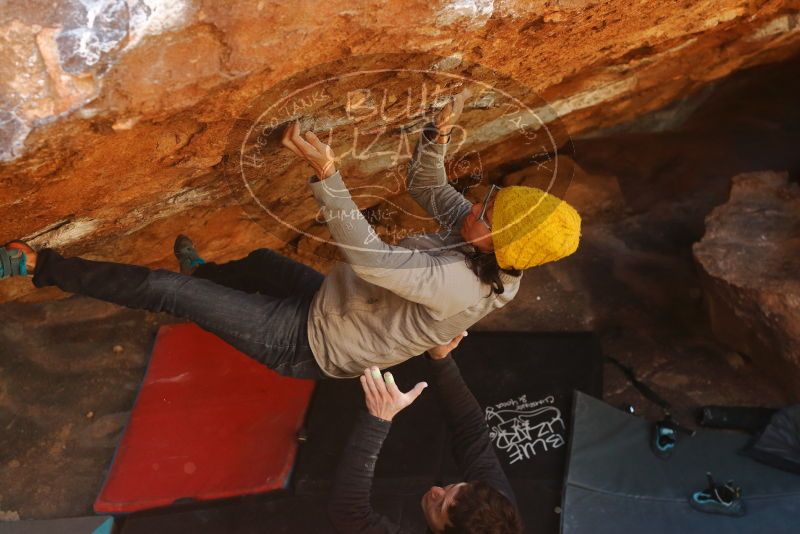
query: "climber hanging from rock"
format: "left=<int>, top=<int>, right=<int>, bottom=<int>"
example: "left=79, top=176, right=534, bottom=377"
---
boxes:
left=0, top=90, right=581, bottom=380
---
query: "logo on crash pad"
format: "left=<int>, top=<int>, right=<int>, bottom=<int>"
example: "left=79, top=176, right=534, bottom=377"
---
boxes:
left=486, top=394, right=566, bottom=465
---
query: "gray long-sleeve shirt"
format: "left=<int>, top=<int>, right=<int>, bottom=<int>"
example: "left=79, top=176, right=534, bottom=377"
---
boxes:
left=327, top=355, right=517, bottom=533
left=307, top=125, right=521, bottom=378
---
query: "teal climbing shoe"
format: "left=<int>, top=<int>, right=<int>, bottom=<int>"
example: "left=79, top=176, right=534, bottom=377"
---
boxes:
left=0, top=244, right=28, bottom=279
left=173, top=234, right=205, bottom=275
left=689, top=472, right=745, bottom=517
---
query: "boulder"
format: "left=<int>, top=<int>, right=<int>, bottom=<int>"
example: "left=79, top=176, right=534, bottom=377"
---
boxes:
left=2, top=1, right=800, bottom=303
left=694, top=171, right=800, bottom=397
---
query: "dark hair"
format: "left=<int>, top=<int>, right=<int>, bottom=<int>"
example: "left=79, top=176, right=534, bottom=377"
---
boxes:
left=464, top=250, right=521, bottom=296
left=443, top=481, right=523, bottom=534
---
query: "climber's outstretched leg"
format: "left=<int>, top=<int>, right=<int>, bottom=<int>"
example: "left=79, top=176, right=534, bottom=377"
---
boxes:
left=28, top=247, right=325, bottom=379
left=187, top=247, right=323, bottom=301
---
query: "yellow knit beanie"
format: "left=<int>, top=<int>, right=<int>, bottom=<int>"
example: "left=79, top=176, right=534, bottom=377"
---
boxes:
left=492, top=186, right=581, bottom=270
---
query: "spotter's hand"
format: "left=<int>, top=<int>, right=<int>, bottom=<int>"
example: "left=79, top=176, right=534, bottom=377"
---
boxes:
left=427, top=331, right=468, bottom=360
left=360, top=366, right=427, bottom=422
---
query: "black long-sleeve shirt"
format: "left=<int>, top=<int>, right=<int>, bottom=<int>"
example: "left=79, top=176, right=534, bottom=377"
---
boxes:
left=328, top=356, right=517, bottom=533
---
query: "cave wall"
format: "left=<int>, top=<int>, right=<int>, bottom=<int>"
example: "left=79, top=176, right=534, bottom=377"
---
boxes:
left=2, top=0, right=800, bottom=305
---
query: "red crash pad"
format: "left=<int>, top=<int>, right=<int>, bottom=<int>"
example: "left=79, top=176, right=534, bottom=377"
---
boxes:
left=94, top=323, right=315, bottom=513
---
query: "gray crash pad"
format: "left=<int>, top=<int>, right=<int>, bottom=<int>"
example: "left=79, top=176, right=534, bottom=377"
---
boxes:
left=561, top=393, right=800, bottom=534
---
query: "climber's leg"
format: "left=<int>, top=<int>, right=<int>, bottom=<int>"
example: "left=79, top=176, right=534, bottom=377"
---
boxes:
left=32, top=249, right=325, bottom=379
left=193, top=248, right=324, bottom=299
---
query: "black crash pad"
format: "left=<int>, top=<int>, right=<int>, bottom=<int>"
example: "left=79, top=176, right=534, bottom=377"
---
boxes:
left=122, top=332, right=603, bottom=533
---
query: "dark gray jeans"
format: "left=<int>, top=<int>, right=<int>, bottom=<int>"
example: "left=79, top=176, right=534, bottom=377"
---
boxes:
left=32, top=248, right=327, bottom=380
